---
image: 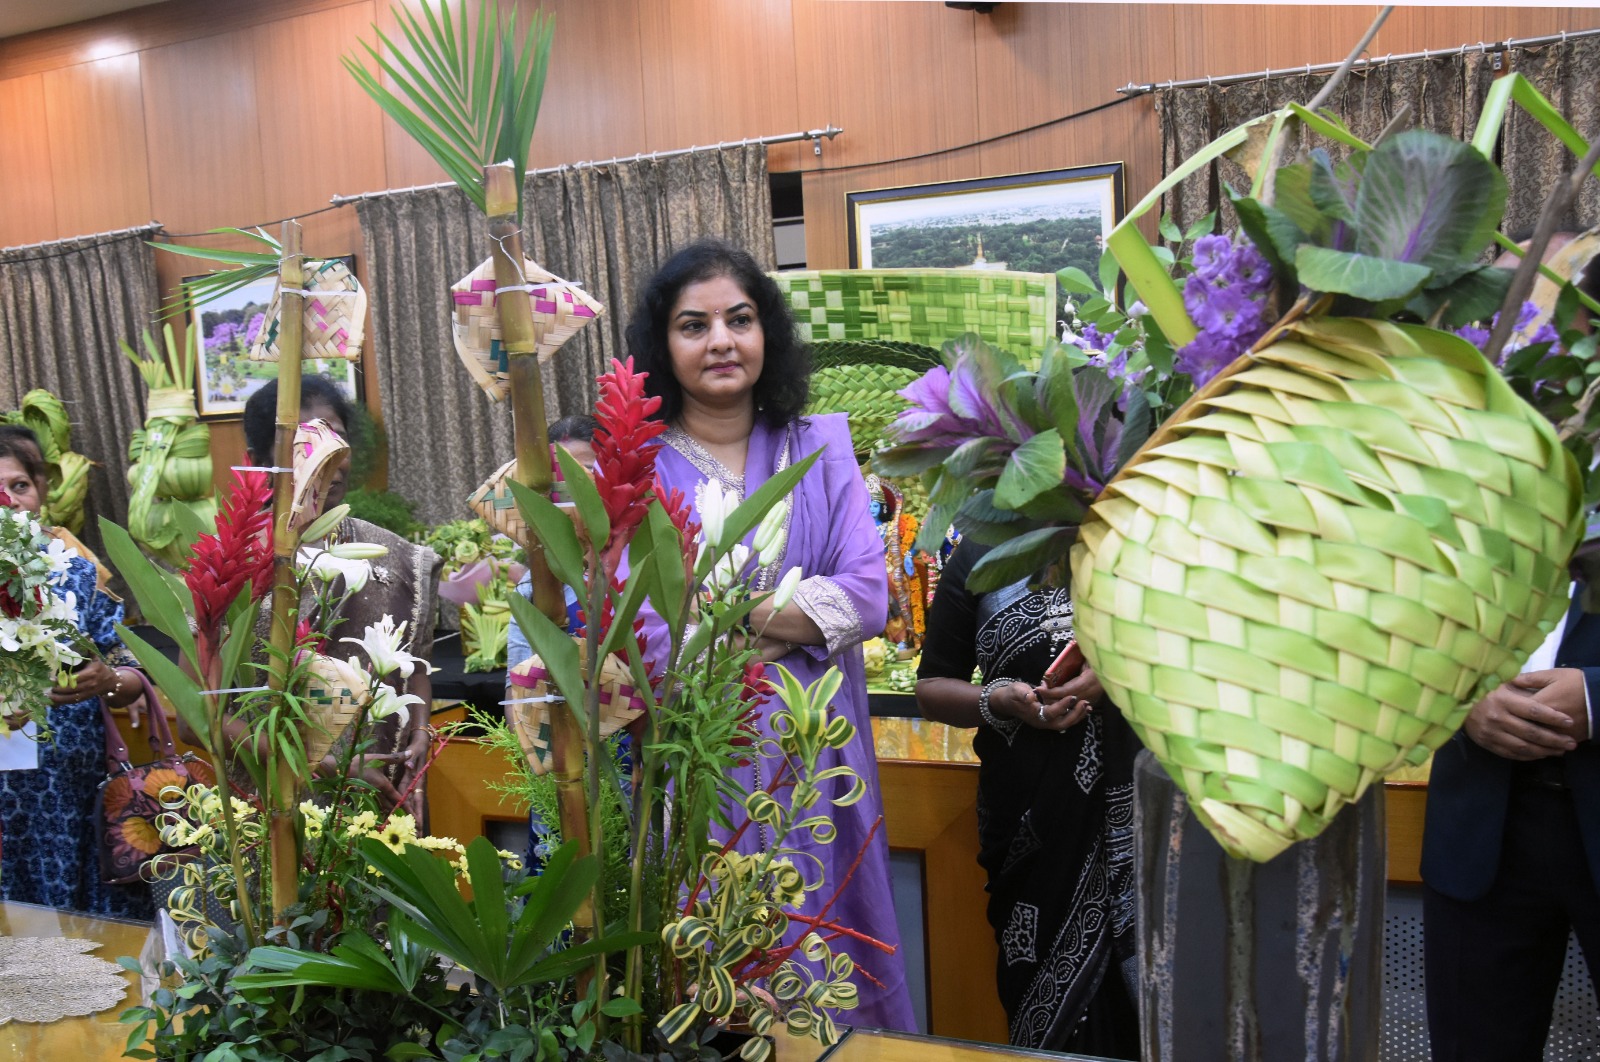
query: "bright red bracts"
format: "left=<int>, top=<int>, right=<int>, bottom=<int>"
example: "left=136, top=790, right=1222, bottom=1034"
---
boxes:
left=186, top=470, right=273, bottom=661
left=592, top=358, right=665, bottom=573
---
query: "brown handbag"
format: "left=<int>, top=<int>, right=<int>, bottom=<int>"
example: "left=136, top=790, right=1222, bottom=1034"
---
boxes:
left=93, top=672, right=216, bottom=885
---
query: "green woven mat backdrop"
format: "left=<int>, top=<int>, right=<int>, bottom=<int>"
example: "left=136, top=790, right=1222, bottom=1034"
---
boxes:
left=774, top=269, right=1056, bottom=353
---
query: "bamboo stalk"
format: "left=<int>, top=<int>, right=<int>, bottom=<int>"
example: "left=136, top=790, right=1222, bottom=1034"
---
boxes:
left=267, top=220, right=307, bottom=919
left=483, top=163, right=597, bottom=944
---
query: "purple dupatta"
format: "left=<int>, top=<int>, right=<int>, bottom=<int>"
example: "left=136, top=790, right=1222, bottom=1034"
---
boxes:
left=641, top=413, right=915, bottom=1032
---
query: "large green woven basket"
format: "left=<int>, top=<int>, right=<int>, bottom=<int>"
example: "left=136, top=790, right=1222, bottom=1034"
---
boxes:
left=1070, top=316, right=1582, bottom=860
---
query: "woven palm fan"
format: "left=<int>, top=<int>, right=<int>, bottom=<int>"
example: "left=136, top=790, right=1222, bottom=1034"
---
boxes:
left=1069, top=316, right=1581, bottom=861
left=506, top=640, right=645, bottom=775
left=290, top=419, right=350, bottom=534
left=302, top=653, right=373, bottom=765
left=450, top=256, right=604, bottom=401
left=247, top=258, right=367, bottom=363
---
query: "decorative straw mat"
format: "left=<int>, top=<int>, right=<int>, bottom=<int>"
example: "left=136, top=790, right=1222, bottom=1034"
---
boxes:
left=248, top=258, right=366, bottom=363
left=302, top=653, right=372, bottom=765
left=507, top=640, right=645, bottom=775
left=0, top=937, right=126, bottom=1024
left=1070, top=316, right=1581, bottom=861
left=290, top=419, right=350, bottom=535
left=774, top=269, right=1056, bottom=354
left=450, top=256, right=605, bottom=401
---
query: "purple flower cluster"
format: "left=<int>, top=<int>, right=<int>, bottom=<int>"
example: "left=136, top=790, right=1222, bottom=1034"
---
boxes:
left=1454, top=301, right=1560, bottom=365
left=205, top=320, right=242, bottom=354
left=1174, top=234, right=1274, bottom=387
left=245, top=311, right=266, bottom=346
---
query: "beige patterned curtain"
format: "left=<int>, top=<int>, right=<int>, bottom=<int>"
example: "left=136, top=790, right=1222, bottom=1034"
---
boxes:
left=0, top=226, right=161, bottom=547
left=1499, top=36, right=1600, bottom=238
left=357, top=143, right=775, bottom=526
left=1155, top=54, right=1498, bottom=236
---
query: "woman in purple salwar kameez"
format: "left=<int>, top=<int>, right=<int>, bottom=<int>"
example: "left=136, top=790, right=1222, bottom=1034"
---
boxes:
left=628, top=240, right=916, bottom=1032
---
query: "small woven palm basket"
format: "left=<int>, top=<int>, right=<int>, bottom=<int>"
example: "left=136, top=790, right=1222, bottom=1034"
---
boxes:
left=248, top=258, right=367, bottom=363
left=468, top=457, right=588, bottom=547
left=1070, top=315, right=1582, bottom=861
left=450, top=256, right=604, bottom=401
left=507, top=639, right=646, bottom=775
left=302, top=654, right=372, bottom=765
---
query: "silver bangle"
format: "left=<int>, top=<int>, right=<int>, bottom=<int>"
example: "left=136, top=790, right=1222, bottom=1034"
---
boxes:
left=978, top=677, right=1018, bottom=728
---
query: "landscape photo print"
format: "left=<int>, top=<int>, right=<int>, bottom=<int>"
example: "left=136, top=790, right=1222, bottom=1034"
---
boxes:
left=847, top=163, right=1124, bottom=326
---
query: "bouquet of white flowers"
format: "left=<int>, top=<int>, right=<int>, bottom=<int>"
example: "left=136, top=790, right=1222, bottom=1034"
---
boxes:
left=0, top=493, right=87, bottom=739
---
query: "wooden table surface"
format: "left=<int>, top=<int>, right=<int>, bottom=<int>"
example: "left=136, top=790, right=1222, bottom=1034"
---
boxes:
left=0, top=901, right=152, bottom=1061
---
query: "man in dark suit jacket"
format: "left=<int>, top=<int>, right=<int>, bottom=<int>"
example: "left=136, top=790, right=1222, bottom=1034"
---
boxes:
left=1422, top=598, right=1600, bottom=1060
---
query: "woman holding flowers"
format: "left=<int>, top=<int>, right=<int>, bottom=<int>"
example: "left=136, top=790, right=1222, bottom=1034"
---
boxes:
left=628, top=239, right=915, bottom=1031
left=0, top=427, right=152, bottom=916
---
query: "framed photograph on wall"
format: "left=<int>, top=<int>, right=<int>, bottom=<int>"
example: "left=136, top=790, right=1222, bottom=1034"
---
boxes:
left=847, top=163, right=1125, bottom=324
left=187, top=255, right=363, bottom=419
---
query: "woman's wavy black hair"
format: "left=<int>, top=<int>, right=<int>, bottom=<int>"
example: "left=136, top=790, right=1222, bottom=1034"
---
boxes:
left=243, top=374, right=355, bottom=465
left=625, top=239, right=809, bottom=427
left=0, top=425, right=47, bottom=489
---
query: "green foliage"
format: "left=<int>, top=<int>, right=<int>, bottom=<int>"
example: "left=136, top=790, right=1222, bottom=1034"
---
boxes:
left=344, top=0, right=554, bottom=215
left=345, top=486, right=428, bottom=540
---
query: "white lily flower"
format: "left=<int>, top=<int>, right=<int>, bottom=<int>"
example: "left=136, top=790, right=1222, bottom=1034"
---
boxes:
left=341, top=614, right=434, bottom=680
left=695, top=478, right=740, bottom=549
left=302, top=549, right=372, bottom=594
left=707, top=544, right=751, bottom=595
left=327, top=541, right=388, bottom=561
left=43, top=537, right=77, bottom=578
left=754, top=500, right=788, bottom=565
left=369, top=684, right=423, bottom=728
left=772, top=567, right=802, bottom=613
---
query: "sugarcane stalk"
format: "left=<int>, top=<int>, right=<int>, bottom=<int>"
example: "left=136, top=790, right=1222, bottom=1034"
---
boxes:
left=483, top=164, right=597, bottom=948
left=267, top=220, right=307, bottom=919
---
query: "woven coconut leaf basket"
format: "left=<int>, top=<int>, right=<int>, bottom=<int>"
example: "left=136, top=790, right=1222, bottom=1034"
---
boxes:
left=1070, top=314, right=1581, bottom=860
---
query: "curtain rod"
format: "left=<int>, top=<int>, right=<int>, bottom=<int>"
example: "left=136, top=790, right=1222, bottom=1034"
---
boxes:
left=329, top=125, right=844, bottom=206
left=1119, top=26, right=1600, bottom=96
left=1, top=220, right=163, bottom=257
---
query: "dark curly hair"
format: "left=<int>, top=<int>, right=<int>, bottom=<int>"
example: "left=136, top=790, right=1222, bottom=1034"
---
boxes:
left=625, top=239, right=809, bottom=427
left=243, top=374, right=355, bottom=464
left=0, top=425, right=47, bottom=488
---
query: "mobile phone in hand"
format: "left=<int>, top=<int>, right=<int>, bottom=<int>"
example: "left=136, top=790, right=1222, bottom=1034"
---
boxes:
left=1042, top=640, right=1084, bottom=687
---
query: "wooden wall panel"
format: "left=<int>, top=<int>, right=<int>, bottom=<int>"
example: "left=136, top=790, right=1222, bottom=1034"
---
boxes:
left=40, top=54, right=152, bottom=237
left=252, top=2, right=385, bottom=220
left=791, top=0, right=980, bottom=176
left=0, top=74, right=59, bottom=248
left=522, top=0, right=649, bottom=169
left=139, top=28, right=266, bottom=234
left=639, top=0, right=804, bottom=172
left=0, top=0, right=363, bottom=79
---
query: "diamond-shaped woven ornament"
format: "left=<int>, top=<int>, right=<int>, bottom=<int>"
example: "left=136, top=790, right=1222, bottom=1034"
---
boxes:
left=507, top=639, right=645, bottom=776
left=290, top=419, right=350, bottom=535
left=450, top=257, right=604, bottom=401
left=302, top=653, right=372, bottom=765
left=467, top=458, right=529, bottom=543
left=1070, top=316, right=1583, bottom=862
left=248, top=258, right=366, bottom=363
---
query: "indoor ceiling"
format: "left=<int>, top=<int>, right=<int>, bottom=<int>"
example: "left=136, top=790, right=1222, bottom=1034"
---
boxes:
left=0, top=0, right=166, bottom=42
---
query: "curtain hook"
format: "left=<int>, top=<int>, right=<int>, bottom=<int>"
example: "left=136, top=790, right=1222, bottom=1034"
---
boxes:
left=1305, top=62, right=1313, bottom=77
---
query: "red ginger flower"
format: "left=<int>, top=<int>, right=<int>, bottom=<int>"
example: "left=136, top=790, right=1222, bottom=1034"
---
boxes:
left=593, top=358, right=665, bottom=573
left=654, top=480, right=701, bottom=589
left=186, top=470, right=273, bottom=661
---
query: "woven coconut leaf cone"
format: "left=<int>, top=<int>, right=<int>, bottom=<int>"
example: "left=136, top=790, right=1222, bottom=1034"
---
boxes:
left=1070, top=315, right=1583, bottom=861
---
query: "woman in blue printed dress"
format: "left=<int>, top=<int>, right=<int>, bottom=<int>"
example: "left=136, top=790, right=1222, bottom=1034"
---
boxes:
left=0, top=427, right=152, bottom=918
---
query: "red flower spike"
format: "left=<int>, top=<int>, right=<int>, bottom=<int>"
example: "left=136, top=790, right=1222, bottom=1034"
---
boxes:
left=654, top=480, right=701, bottom=588
left=186, top=470, right=274, bottom=664
left=730, top=661, right=771, bottom=767
left=592, top=358, right=666, bottom=574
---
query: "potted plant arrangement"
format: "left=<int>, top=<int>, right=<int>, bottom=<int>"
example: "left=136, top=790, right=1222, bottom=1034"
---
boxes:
left=878, top=60, right=1600, bottom=861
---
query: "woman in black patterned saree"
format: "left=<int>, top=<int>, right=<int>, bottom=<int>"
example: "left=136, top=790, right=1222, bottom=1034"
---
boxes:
left=915, top=539, right=1141, bottom=1058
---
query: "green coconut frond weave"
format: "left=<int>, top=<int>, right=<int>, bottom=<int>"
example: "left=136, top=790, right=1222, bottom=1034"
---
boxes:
left=806, top=364, right=925, bottom=454
left=810, top=339, right=942, bottom=372
left=1070, top=316, right=1582, bottom=861
left=775, top=269, right=1055, bottom=355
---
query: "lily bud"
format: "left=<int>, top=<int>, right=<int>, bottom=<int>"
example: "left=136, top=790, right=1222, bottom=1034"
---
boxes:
left=772, top=567, right=802, bottom=612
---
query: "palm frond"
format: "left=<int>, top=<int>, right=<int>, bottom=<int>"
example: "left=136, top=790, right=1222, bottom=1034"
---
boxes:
left=346, top=0, right=555, bottom=216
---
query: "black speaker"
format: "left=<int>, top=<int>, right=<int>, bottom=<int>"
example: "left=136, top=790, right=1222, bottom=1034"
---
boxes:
left=945, top=2, right=999, bottom=12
